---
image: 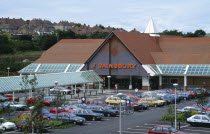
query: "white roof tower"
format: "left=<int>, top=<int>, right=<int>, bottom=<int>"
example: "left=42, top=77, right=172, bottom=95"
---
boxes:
left=144, top=17, right=160, bottom=37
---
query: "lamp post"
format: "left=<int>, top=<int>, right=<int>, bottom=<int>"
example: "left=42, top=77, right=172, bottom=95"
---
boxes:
left=173, top=83, right=178, bottom=129
left=119, top=100, right=122, bottom=134
left=7, top=67, right=10, bottom=77
left=107, top=76, right=111, bottom=90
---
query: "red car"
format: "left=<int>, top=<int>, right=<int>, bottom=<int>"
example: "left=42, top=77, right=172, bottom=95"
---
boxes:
left=86, top=100, right=108, bottom=106
left=27, top=97, right=55, bottom=106
left=127, top=95, right=142, bottom=101
left=148, top=125, right=187, bottom=134
left=3, top=94, right=19, bottom=102
left=18, top=111, right=48, bottom=119
left=50, top=106, right=75, bottom=114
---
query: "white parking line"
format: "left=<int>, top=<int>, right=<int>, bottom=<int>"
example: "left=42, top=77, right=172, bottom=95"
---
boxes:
left=184, top=129, right=210, bottom=133
left=136, top=126, right=153, bottom=129
left=84, top=122, right=92, bottom=125
left=180, top=124, right=190, bottom=128
left=127, top=128, right=148, bottom=131
left=117, top=131, right=146, bottom=134
left=102, top=119, right=110, bottom=120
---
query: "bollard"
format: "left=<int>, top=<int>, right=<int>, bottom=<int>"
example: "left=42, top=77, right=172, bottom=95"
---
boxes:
left=178, top=122, right=181, bottom=129
left=78, top=92, right=79, bottom=97
left=70, top=94, right=73, bottom=99
left=96, top=91, right=97, bottom=95
left=90, top=91, right=91, bottom=96
left=171, top=122, right=173, bottom=127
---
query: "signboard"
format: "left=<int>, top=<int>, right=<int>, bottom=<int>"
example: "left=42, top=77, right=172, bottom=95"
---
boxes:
left=126, top=99, right=131, bottom=105
left=81, top=97, right=86, bottom=103
left=91, top=64, right=137, bottom=69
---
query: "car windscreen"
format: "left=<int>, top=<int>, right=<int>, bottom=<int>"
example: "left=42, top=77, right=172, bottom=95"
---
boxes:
left=170, top=127, right=178, bottom=132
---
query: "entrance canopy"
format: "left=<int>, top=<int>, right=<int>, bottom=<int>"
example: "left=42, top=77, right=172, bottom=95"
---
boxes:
left=144, top=64, right=210, bottom=76
left=0, top=71, right=103, bottom=93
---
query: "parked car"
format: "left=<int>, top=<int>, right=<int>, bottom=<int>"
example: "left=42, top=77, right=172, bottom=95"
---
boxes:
left=50, top=106, right=75, bottom=114
left=105, top=96, right=125, bottom=105
left=16, top=119, right=51, bottom=133
left=86, top=100, right=108, bottom=106
left=0, top=95, right=9, bottom=102
left=187, top=114, right=210, bottom=127
left=177, top=106, right=202, bottom=113
left=73, top=109, right=104, bottom=121
left=148, top=125, right=187, bottom=134
left=177, top=92, right=192, bottom=100
left=86, top=105, right=119, bottom=117
left=50, top=87, right=72, bottom=94
left=50, top=112, right=86, bottom=125
left=0, top=118, right=17, bottom=131
left=42, top=109, right=55, bottom=118
left=18, top=111, right=48, bottom=119
left=65, top=86, right=81, bottom=93
left=140, top=97, right=165, bottom=107
left=27, top=96, right=55, bottom=106
left=3, top=94, right=19, bottom=102
left=0, top=125, right=4, bottom=133
left=157, top=95, right=175, bottom=104
left=3, top=101, right=27, bottom=111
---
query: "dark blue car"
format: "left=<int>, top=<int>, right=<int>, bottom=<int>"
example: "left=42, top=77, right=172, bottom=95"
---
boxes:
left=73, top=109, right=104, bottom=121
left=42, top=109, right=55, bottom=118
left=86, top=105, right=119, bottom=117
left=50, top=112, right=86, bottom=125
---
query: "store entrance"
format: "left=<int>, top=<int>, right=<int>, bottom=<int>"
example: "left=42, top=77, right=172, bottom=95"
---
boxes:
left=110, top=76, right=142, bottom=89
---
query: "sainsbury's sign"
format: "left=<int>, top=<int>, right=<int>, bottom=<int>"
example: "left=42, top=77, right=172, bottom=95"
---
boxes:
left=91, top=64, right=137, bottom=69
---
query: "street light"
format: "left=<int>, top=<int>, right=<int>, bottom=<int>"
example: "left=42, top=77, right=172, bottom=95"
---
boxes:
left=7, top=67, right=10, bottom=77
left=173, top=83, right=178, bottom=129
left=107, top=76, right=111, bottom=90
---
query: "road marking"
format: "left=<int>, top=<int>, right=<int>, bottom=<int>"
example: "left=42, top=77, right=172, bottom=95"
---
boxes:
left=184, top=129, right=210, bottom=133
left=127, top=128, right=148, bottom=131
left=84, top=123, right=92, bottom=125
left=117, top=131, right=146, bottom=134
left=180, top=124, right=190, bottom=128
left=102, top=119, right=110, bottom=120
left=144, top=123, right=160, bottom=126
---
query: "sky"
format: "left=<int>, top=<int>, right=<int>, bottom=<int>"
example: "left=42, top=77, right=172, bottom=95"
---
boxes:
left=1, top=0, right=210, bottom=33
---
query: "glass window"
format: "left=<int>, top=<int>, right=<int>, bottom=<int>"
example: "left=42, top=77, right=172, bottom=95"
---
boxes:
left=155, top=127, right=162, bottom=132
left=202, top=116, right=209, bottom=121
left=170, top=78, right=178, bottom=84
left=162, top=127, right=170, bottom=132
left=193, top=116, right=201, bottom=119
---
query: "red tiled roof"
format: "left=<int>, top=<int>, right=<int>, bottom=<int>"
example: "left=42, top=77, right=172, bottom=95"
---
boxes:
left=113, top=31, right=162, bottom=64
left=35, top=39, right=104, bottom=63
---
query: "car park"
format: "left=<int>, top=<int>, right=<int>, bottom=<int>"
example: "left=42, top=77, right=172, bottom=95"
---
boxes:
left=16, top=119, right=51, bottom=133
left=50, top=112, right=86, bottom=125
left=50, top=106, right=75, bottom=114
left=105, top=96, right=125, bottom=105
left=0, top=118, right=17, bottom=131
left=187, top=114, right=210, bottom=127
left=140, top=97, right=165, bottom=107
left=86, top=105, right=119, bottom=117
left=73, top=109, right=104, bottom=121
left=3, top=101, right=27, bottom=111
left=3, top=94, right=19, bottom=102
left=148, top=125, right=187, bottom=134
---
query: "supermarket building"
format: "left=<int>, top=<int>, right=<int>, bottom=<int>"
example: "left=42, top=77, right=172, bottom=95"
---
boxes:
left=19, top=20, right=210, bottom=90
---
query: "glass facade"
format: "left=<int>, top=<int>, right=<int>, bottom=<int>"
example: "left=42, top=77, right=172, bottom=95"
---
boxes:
left=0, top=71, right=102, bottom=92
left=157, top=65, right=187, bottom=74
left=187, top=65, right=210, bottom=75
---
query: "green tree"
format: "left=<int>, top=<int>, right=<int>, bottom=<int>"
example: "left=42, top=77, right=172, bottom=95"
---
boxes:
left=194, top=29, right=206, bottom=37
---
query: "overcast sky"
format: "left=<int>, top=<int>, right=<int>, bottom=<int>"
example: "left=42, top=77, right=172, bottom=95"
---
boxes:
left=1, top=0, right=210, bottom=33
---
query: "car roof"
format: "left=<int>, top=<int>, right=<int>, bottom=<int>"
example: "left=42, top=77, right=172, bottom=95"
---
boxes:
left=154, top=125, right=173, bottom=128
